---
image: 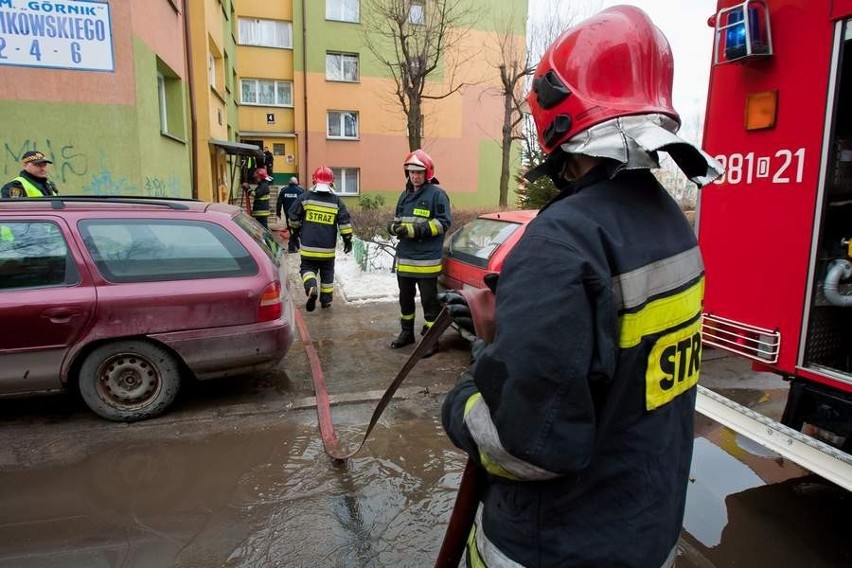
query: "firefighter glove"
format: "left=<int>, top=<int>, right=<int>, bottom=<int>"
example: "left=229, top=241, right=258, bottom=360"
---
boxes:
left=342, top=235, right=353, bottom=254
left=438, top=289, right=475, bottom=336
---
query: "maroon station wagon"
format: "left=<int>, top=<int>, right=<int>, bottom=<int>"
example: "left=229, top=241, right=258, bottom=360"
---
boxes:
left=439, top=210, right=537, bottom=292
left=0, top=197, right=295, bottom=422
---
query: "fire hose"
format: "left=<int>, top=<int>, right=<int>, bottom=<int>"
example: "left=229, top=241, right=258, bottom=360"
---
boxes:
left=293, top=287, right=496, bottom=565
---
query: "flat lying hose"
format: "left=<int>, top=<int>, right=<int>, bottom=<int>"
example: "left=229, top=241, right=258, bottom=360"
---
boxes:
left=293, top=307, right=453, bottom=460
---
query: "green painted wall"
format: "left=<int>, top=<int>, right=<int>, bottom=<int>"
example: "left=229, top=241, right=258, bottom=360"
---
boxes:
left=297, top=0, right=527, bottom=76
left=133, top=38, right=192, bottom=197
left=1, top=40, right=190, bottom=197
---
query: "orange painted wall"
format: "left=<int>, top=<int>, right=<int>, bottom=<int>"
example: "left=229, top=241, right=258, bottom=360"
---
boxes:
left=302, top=27, right=513, bottom=194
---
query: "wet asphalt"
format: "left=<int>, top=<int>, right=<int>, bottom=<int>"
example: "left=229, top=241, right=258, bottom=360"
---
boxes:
left=0, top=273, right=849, bottom=566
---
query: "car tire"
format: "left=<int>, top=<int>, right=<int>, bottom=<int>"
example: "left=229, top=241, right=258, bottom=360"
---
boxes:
left=78, top=340, right=182, bottom=422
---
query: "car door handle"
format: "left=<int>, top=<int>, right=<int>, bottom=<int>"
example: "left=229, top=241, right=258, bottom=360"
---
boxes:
left=41, top=308, right=81, bottom=324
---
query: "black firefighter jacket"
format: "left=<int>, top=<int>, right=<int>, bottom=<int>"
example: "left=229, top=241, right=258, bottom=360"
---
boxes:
left=392, top=180, right=452, bottom=278
left=287, top=191, right=353, bottom=260
left=442, top=165, right=703, bottom=567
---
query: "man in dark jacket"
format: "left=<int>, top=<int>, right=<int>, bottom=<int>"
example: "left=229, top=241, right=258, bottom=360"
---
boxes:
left=1, top=151, right=59, bottom=198
left=388, top=148, right=451, bottom=357
left=441, top=7, right=723, bottom=567
left=287, top=166, right=353, bottom=311
left=277, top=176, right=304, bottom=252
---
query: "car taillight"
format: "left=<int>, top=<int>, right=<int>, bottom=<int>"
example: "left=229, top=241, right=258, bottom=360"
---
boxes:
left=258, top=281, right=282, bottom=322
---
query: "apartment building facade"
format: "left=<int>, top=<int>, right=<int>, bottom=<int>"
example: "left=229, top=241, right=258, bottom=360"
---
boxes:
left=233, top=0, right=298, bottom=187
left=0, top=0, right=191, bottom=197
left=264, top=0, right=528, bottom=207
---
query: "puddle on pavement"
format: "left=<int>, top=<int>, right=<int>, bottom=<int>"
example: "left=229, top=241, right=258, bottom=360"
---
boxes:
left=0, top=403, right=464, bottom=567
left=0, top=389, right=849, bottom=567
left=680, top=387, right=850, bottom=567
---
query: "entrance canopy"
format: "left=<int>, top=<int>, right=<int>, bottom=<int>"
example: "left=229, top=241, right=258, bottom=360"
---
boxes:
left=209, top=139, right=264, bottom=158
left=209, top=139, right=264, bottom=204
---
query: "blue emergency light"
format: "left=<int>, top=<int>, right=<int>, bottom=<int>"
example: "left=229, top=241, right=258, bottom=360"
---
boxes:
left=714, top=0, right=773, bottom=64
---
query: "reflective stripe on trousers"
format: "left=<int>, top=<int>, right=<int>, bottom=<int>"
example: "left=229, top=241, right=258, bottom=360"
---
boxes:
left=467, top=506, right=679, bottom=567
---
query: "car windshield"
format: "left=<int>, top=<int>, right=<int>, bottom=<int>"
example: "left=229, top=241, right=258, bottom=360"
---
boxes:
left=447, top=218, right=521, bottom=268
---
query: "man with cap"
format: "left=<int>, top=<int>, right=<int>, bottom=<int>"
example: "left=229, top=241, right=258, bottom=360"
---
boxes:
left=277, top=176, right=305, bottom=253
left=1, top=151, right=59, bottom=198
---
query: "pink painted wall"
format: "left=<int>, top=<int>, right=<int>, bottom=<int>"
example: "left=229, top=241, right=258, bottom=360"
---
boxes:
left=0, top=0, right=185, bottom=104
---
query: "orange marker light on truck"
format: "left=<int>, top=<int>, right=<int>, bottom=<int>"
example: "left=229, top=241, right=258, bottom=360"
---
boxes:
left=745, top=90, right=777, bottom=130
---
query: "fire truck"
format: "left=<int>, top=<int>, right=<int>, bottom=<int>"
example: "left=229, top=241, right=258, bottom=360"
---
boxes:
left=697, top=0, right=852, bottom=489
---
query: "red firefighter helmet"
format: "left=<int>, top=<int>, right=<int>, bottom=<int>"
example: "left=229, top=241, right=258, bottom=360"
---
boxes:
left=253, top=167, right=268, bottom=180
left=526, top=6, right=680, bottom=155
left=403, top=149, right=435, bottom=180
left=311, top=166, right=334, bottom=192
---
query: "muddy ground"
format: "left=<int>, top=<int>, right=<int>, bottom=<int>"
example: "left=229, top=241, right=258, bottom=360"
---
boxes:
left=0, top=292, right=848, bottom=567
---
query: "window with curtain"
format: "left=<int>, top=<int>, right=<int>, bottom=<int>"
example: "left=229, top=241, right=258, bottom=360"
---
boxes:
left=238, top=18, right=292, bottom=48
left=326, top=0, right=359, bottom=23
left=330, top=167, right=360, bottom=195
left=326, top=52, right=359, bottom=82
left=240, top=79, right=293, bottom=107
left=327, top=111, right=359, bottom=139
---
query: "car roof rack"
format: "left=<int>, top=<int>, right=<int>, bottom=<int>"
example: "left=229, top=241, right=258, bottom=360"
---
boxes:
left=32, top=196, right=195, bottom=210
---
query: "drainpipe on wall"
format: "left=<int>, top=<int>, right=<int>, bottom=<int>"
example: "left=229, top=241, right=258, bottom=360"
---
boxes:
left=183, top=0, right=199, bottom=199
left=301, top=0, right=309, bottom=178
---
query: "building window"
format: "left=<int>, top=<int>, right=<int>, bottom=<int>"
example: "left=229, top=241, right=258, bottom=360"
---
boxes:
left=331, top=167, right=360, bottom=195
left=241, top=79, right=293, bottom=107
left=156, top=58, right=185, bottom=139
left=326, top=52, right=359, bottom=82
left=409, top=1, right=425, bottom=25
left=238, top=18, right=293, bottom=49
left=327, top=111, right=359, bottom=139
left=157, top=73, right=168, bottom=133
left=208, top=52, right=217, bottom=89
left=326, top=0, right=359, bottom=23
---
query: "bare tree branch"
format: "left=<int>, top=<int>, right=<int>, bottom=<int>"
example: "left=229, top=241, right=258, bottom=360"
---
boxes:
left=363, top=0, right=481, bottom=150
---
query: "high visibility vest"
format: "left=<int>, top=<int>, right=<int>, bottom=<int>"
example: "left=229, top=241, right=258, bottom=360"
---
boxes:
left=13, top=176, right=55, bottom=197
left=0, top=225, right=13, bottom=242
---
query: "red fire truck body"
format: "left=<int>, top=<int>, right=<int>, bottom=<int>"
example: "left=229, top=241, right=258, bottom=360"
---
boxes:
left=698, top=0, right=852, bottom=465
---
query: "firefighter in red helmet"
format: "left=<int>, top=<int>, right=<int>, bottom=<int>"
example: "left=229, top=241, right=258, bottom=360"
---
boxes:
left=388, top=149, right=452, bottom=356
left=247, top=167, right=272, bottom=228
left=287, top=166, right=353, bottom=311
left=441, top=7, right=722, bottom=566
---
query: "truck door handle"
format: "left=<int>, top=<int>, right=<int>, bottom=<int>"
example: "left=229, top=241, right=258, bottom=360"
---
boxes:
left=41, top=308, right=81, bottom=324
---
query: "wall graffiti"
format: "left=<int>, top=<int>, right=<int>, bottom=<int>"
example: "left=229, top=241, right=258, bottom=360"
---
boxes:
left=144, top=175, right=182, bottom=198
left=3, top=139, right=87, bottom=184
left=82, top=170, right=136, bottom=195
left=3, top=139, right=187, bottom=197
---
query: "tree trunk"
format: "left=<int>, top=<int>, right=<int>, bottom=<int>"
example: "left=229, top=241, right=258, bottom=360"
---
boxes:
left=408, top=99, right=423, bottom=150
left=499, top=87, right=514, bottom=207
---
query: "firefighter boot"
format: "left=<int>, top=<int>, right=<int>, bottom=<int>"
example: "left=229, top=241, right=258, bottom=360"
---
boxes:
left=306, top=286, right=318, bottom=312
left=420, top=323, right=438, bottom=358
left=391, top=319, right=416, bottom=349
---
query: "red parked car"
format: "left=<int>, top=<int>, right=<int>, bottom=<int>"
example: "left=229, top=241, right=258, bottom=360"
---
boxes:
left=0, top=197, right=295, bottom=422
left=440, top=210, right=537, bottom=291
